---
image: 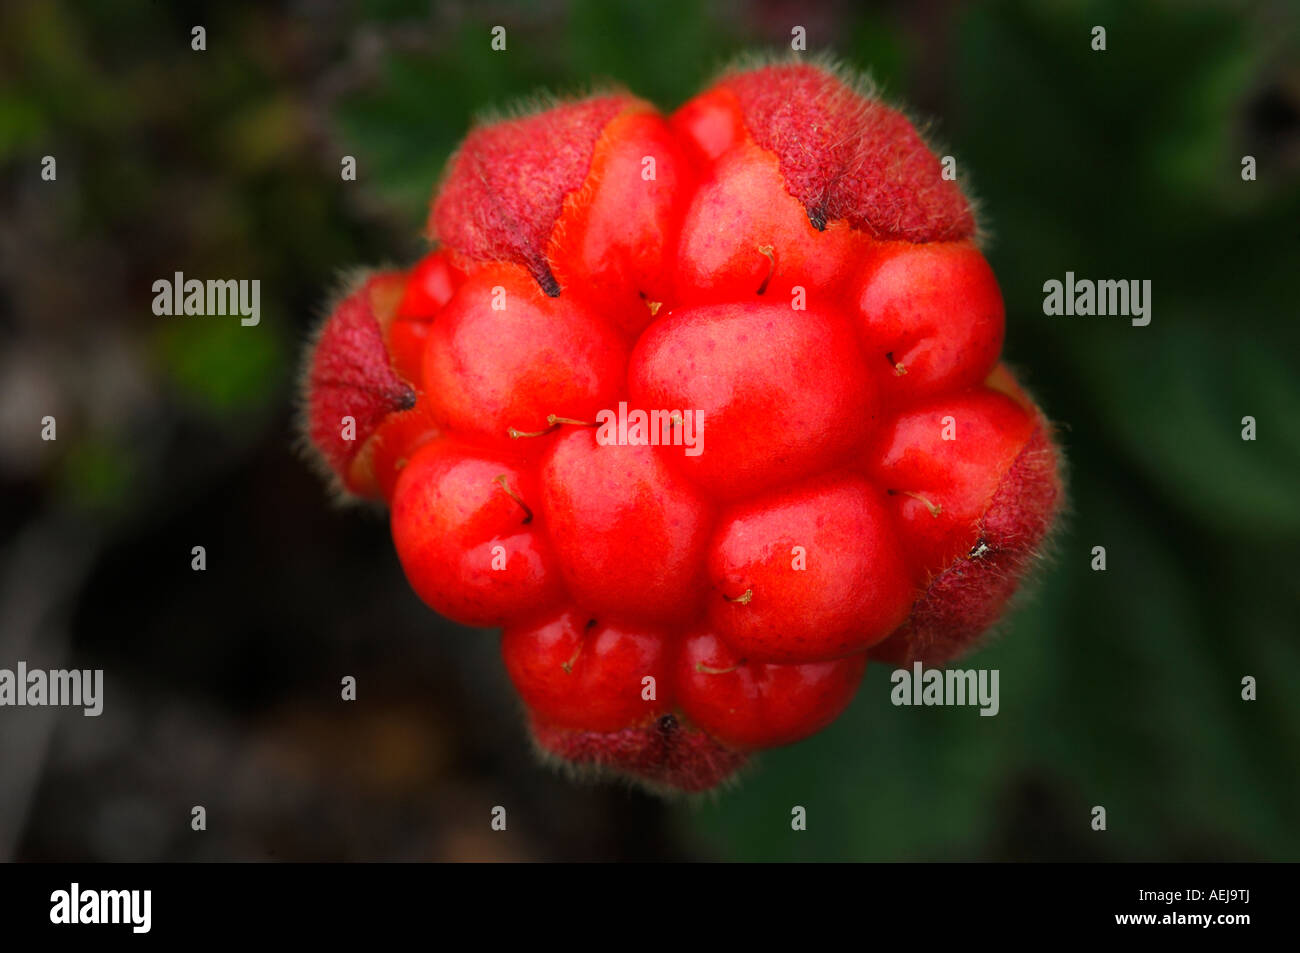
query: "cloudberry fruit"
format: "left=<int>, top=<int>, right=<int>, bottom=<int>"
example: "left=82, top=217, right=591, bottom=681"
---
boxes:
left=391, top=440, right=564, bottom=628
left=628, top=300, right=876, bottom=499
left=301, top=59, right=1063, bottom=793
left=677, top=629, right=868, bottom=750
left=423, top=263, right=628, bottom=439
left=502, top=609, right=674, bottom=734
left=539, top=429, right=712, bottom=625
left=706, top=473, right=914, bottom=664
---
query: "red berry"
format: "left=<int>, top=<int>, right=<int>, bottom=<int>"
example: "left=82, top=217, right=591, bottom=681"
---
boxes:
left=395, top=248, right=462, bottom=320
left=360, top=396, right=442, bottom=503
left=672, top=140, right=866, bottom=305
left=677, top=629, right=867, bottom=749
left=706, top=473, right=915, bottom=663
left=301, top=60, right=1064, bottom=793
left=546, top=108, right=694, bottom=336
left=868, top=387, right=1039, bottom=575
left=538, top=429, right=712, bottom=625
left=423, top=263, right=627, bottom=440
left=390, top=440, right=563, bottom=628
left=851, top=241, right=1005, bottom=405
left=870, top=388, right=1061, bottom=666
left=629, top=300, right=876, bottom=500
left=387, top=249, right=464, bottom=386
left=502, top=609, right=673, bottom=732
left=669, top=86, right=746, bottom=167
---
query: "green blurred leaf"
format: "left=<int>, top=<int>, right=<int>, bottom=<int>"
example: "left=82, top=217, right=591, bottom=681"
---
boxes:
left=56, top=436, right=136, bottom=513
left=154, top=316, right=286, bottom=418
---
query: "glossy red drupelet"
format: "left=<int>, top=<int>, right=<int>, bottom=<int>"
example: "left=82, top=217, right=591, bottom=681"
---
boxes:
left=301, top=60, right=1063, bottom=793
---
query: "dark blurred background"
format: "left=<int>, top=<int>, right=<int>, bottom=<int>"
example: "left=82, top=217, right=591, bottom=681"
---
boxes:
left=1, top=0, right=1297, bottom=861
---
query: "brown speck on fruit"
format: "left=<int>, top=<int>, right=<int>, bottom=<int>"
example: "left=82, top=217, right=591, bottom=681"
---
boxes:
left=638, top=290, right=664, bottom=316
left=888, top=488, right=942, bottom=517
left=756, top=245, right=776, bottom=295
left=493, top=474, right=534, bottom=524
left=561, top=636, right=585, bottom=674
